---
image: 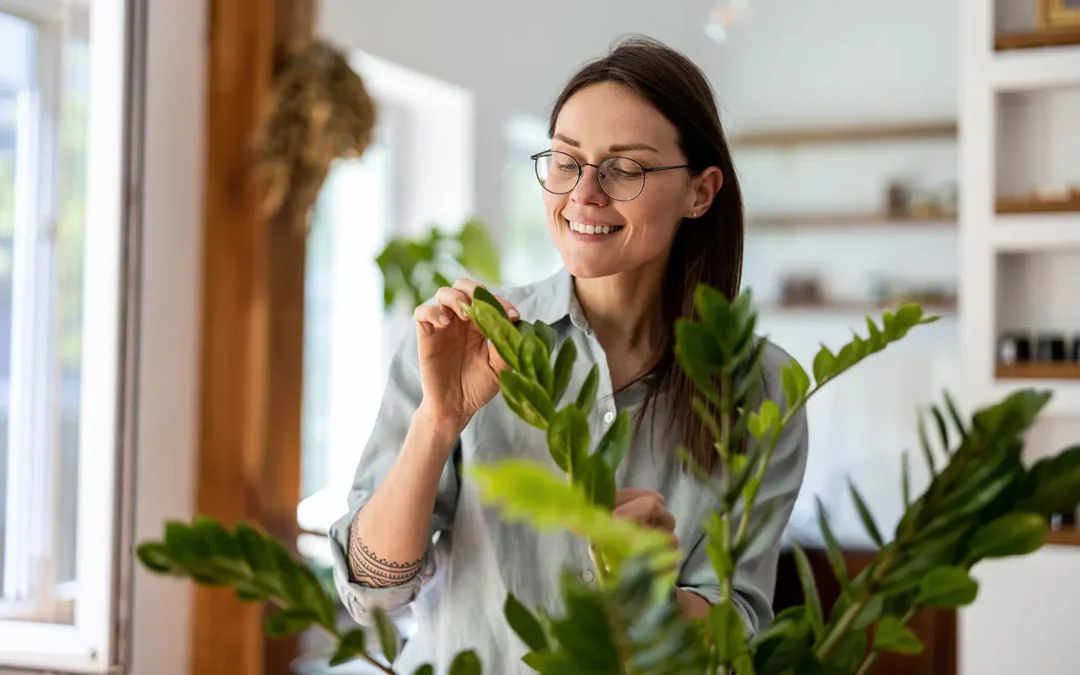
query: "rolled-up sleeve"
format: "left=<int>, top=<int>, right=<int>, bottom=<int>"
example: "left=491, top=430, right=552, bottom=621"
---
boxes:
left=327, top=326, right=460, bottom=626
left=678, top=374, right=809, bottom=637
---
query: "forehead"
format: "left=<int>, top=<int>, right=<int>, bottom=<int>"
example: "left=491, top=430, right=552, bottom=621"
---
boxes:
left=553, top=82, right=680, bottom=152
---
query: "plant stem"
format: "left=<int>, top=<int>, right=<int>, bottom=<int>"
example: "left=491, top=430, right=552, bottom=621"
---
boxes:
left=268, top=595, right=399, bottom=674
left=853, top=650, right=879, bottom=675
left=814, top=595, right=868, bottom=660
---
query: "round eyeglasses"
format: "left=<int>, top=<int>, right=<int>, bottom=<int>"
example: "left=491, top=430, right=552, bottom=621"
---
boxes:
left=530, top=150, right=691, bottom=202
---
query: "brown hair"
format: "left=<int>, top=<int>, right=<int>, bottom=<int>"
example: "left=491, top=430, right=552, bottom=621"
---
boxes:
left=548, top=35, right=745, bottom=473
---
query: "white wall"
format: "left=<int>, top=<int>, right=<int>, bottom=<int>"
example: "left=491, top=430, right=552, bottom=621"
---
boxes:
left=126, top=0, right=206, bottom=673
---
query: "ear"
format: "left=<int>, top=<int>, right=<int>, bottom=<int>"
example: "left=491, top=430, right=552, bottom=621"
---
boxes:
left=686, top=166, right=724, bottom=218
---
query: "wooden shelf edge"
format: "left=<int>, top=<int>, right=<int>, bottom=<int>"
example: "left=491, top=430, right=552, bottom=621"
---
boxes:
left=1045, top=528, right=1080, bottom=547
left=730, top=120, right=957, bottom=148
left=996, top=362, right=1080, bottom=380
left=995, top=30, right=1080, bottom=51
left=762, top=299, right=958, bottom=314
left=996, top=196, right=1080, bottom=214
left=749, top=213, right=957, bottom=228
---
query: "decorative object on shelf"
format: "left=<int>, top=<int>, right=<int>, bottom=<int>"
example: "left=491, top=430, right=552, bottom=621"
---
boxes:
left=1038, top=0, right=1080, bottom=31
left=882, top=180, right=959, bottom=220
left=886, top=181, right=911, bottom=218
left=1049, top=506, right=1078, bottom=531
left=1072, top=335, right=1080, bottom=362
left=868, top=276, right=958, bottom=309
left=1037, top=333, right=1069, bottom=362
left=996, top=187, right=1080, bottom=214
left=998, top=332, right=1033, bottom=365
left=779, top=274, right=824, bottom=306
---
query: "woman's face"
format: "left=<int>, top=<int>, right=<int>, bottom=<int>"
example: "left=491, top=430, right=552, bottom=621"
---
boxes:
left=542, top=82, right=721, bottom=280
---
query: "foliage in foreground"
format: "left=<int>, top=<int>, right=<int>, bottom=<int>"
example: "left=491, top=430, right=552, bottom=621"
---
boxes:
left=136, top=285, right=1080, bottom=675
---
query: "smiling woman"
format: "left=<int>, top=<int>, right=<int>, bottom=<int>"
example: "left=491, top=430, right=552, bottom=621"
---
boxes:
left=327, top=34, right=808, bottom=674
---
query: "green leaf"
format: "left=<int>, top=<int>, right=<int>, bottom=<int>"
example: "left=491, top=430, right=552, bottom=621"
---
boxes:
left=471, top=461, right=670, bottom=567
left=551, top=339, right=577, bottom=406
left=596, top=410, right=632, bottom=473
left=265, top=608, right=317, bottom=637
left=329, top=628, right=368, bottom=667
left=824, top=629, right=868, bottom=673
left=710, top=601, right=748, bottom=661
left=693, top=397, right=722, bottom=444
left=471, top=285, right=509, bottom=321
left=917, top=567, right=979, bottom=608
left=413, top=666, right=434, bottom=675
left=547, top=406, right=590, bottom=473
left=520, top=332, right=555, bottom=397
left=163, top=521, right=202, bottom=565
left=267, top=539, right=302, bottom=603
left=813, top=343, right=836, bottom=385
left=372, top=607, right=401, bottom=663
left=849, top=481, right=885, bottom=548
left=781, top=359, right=811, bottom=411
left=791, top=542, right=824, bottom=640
left=943, top=390, right=967, bottom=441
left=296, top=563, right=336, bottom=627
left=504, top=593, right=549, bottom=653
left=456, top=219, right=501, bottom=283
left=865, top=315, right=884, bottom=349
left=576, top=453, right=616, bottom=510
left=192, top=516, right=242, bottom=560
left=235, top=524, right=273, bottom=574
left=853, top=594, right=884, bottom=630
left=874, top=615, right=923, bottom=655
left=965, top=512, right=1048, bottom=562
left=1016, top=445, right=1080, bottom=515
left=575, top=365, right=600, bottom=413
left=918, top=412, right=938, bottom=478
left=901, top=451, right=911, bottom=509
left=465, top=298, right=521, bottom=370
left=500, top=370, right=555, bottom=430
left=135, top=542, right=178, bottom=574
left=931, top=405, right=951, bottom=456
left=535, top=322, right=557, bottom=354
left=815, top=498, right=849, bottom=595
left=675, top=320, right=726, bottom=375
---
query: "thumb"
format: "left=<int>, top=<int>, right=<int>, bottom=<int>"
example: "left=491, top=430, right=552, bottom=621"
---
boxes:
left=488, top=340, right=511, bottom=374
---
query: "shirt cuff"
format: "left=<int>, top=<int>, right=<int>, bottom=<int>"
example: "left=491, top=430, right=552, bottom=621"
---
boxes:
left=327, top=506, right=436, bottom=626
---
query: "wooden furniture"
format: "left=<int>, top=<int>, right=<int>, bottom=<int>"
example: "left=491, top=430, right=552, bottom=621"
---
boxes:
left=773, top=548, right=957, bottom=675
left=729, top=121, right=957, bottom=149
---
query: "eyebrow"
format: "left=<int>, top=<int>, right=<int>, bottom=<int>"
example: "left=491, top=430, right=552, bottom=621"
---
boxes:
left=552, top=134, right=659, bottom=154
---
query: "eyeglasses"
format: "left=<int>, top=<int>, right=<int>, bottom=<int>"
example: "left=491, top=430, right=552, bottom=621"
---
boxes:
left=530, top=150, right=691, bottom=202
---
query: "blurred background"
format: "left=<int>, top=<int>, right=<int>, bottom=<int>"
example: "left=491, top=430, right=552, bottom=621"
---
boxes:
left=0, top=0, right=1078, bottom=674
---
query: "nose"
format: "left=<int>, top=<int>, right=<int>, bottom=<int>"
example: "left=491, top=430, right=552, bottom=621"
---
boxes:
left=570, top=164, right=609, bottom=206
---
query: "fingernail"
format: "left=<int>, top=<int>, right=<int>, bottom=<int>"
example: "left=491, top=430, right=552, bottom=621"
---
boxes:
left=439, top=315, right=450, bottom=325
left=508, top=308, right=520, bottom=318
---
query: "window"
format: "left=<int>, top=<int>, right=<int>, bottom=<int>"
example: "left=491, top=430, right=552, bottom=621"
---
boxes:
left=0, top=0, right=130, bottom=671
left=503, top=115, right=561, bottom=287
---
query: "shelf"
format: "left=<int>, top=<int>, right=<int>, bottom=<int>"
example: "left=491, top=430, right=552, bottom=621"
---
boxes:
left=995, top=30, right=1080, bottom=52
left=749, top=213, right=956, bottom=229
left=761, top=299, right=958, bottom=314
left=996, top=362, right=1080, bottom=380
left=991, top=44, right=1080, bottom=91
left=996, top=196, right=1080, bottom=214
left=1045, top=528, right=1080, bottom=547
left=729, top=121, right=957, bottom=148
left=991, top=214, right=1080, bottom=252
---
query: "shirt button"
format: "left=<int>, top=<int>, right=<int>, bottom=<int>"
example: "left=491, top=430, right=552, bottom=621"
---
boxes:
left=581, top=569, right=595, bottom=583
left=603, top=411, right=615, bottom=424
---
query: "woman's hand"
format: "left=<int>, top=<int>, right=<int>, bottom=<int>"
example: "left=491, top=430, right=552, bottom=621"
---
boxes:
left=613, top=488, right=679, bottom=551
left=413, top=278, right=520, bottom=435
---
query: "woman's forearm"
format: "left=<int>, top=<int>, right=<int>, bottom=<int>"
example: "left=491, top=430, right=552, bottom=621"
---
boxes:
left=347, top=406, right=462, bottom=587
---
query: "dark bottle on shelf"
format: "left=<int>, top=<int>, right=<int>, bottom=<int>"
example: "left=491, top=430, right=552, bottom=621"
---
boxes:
left=1036, top=333, right=1067, bottom=362
left=1073, top=336, right=1080, bottom=363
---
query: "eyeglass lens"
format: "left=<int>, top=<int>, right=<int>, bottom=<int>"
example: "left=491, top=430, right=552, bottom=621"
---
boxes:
left=535, top=151, right=646, bottom=201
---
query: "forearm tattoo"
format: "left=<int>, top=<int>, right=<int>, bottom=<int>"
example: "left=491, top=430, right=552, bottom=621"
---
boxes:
left=348, top=521, right=424, bottom=588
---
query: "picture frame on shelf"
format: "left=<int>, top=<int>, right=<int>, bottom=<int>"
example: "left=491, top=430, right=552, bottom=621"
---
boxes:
left=1038, top=0, right=1080, bottom=31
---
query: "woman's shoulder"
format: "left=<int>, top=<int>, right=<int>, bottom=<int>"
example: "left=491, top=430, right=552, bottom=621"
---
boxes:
left=756, top=338, right=807, bottom=416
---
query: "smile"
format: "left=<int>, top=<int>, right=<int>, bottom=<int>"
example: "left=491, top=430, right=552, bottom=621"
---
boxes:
left=565, top=218, right=625, bottom=237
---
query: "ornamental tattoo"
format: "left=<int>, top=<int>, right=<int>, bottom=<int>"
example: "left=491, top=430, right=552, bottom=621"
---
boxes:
left=348, top=528, right=424, bottom=588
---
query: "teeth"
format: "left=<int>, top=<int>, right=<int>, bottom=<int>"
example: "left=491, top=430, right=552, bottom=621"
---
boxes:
left=569, top=221, right=620, bottom=235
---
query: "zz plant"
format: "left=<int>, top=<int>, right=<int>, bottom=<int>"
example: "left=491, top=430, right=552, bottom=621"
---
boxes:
left=137, top=283, right=1080, bottom=675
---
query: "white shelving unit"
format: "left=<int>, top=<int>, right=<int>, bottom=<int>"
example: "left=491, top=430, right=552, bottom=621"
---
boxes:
left=958, top=4, right=1080, bottom=675
left=959, top=0, right=1080, bottom=421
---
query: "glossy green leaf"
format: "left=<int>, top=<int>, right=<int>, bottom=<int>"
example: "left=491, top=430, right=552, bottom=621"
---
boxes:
left=596, top=410, right=632, bottom=473
left=576, top=453, right=616, bottom=510
left=853, top=594, right=885, bottom=631
left=372, top=607, right=401, bottom=663
left=917, top=567, right=979, bottom=608
left=943, top=390, right=967, bottom=441
left=192, top=516, right=242, bottom=560
left=965, top=512, right=1048, bottom=562
left=504, top=593, right=549, bottom=653
left=465, top=298, right=521, bottom=370
left=781, top=359, right=811, bottom=412
left=135, top=542, right=178, bottom=574
left=264, top=608, right=317, bottom=638
left=533, top=321, right=557, bottom=355
left=693, top=397, right=722, bottom=443
left=521, top=332, right=554, bottom=397
left=1016, top=445, right=1080, bottom=515
left=457, top=219, right=501, bottom=283
left=792, top=542, right=824, bottom=640
left=551, top=339, right=577, bottom=406
left=412, top=666, right=434, bottom=675
left=448, top=649, right=483, bottom=674
left=825, top=629, right=868, bottom=673
left=931, top=405, right=951, bottom=456
left=849, top=481, right=885, bottom=548
left=500, top=370, right=555, bottom=430
left=815, top=498, right=849, bottom=595
left=575, top=365, right=600, bottom=413
left=813, top=343, right=836, bottom=385
left=547, top=406, right=589, bottom=473
left=675, top=320, right=726, bottom=375
left=296, top=563, right=336, bottom=627
left=865, top=315, right=884, bottom=349
left=918, top=412, right=938, bottom=478
left=235, top=523, right=273, bottom=574
left=710, top=601, right=748, bottom=661
left=874, top=615, right=923, bottom=655
left=329, top=628, right=368, bottom=667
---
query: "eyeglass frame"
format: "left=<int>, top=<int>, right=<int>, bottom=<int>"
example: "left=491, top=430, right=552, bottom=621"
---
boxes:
left=529, top=149, right=692, bottom=202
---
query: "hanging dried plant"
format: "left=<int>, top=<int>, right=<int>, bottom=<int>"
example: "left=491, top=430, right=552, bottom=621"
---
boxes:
left=251, top=39, right=376, bottom=231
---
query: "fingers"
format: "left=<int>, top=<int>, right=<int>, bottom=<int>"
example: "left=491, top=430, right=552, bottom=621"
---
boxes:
left=414, top=304, right=453, bottom=330
left=615, top=488, right=665, bottom=508
left=435, top=286, right=472, bottom=321
left=613, top=492, right=676, bottom=532
left=451, top=278, right=520, bottom=319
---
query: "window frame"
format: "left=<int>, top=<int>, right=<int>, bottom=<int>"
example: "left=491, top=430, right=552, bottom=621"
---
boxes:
left=0, top=0, right=133, bottom=671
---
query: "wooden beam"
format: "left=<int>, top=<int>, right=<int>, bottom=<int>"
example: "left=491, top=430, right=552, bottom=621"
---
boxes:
left=194, top=1, right=315, bottom=674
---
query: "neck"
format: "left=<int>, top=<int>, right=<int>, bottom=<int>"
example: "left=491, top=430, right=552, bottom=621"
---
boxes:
left=573, top=260, right=667, bottom=355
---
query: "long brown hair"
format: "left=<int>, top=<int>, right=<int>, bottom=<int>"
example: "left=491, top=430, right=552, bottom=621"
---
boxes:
left=548, top=35, right=745, bottom=473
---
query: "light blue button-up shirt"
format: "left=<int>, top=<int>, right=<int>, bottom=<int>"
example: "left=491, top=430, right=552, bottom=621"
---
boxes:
left=328, top=267, right=809, bottom=674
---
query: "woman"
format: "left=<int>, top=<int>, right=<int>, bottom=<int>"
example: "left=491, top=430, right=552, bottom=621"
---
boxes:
left=328, top=35, right=808, bottom=673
